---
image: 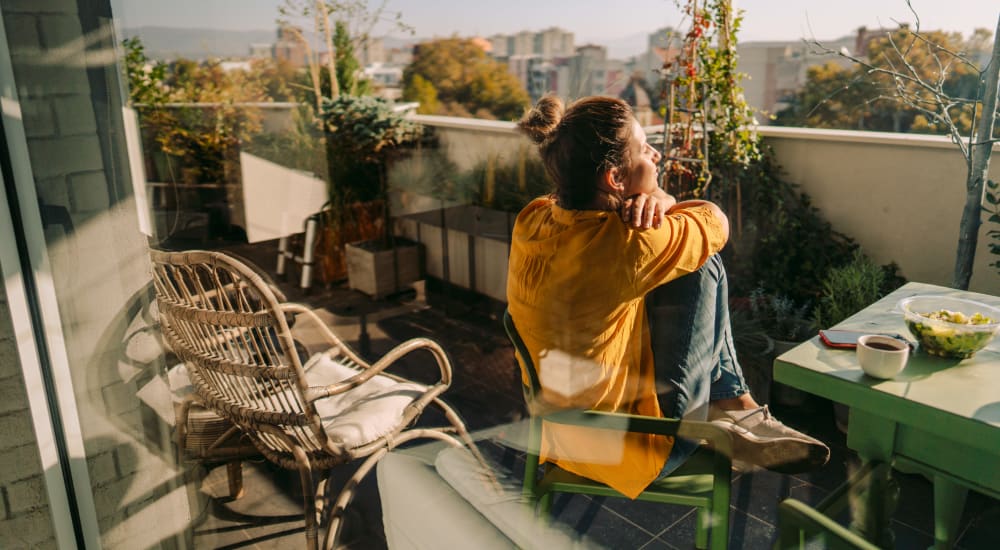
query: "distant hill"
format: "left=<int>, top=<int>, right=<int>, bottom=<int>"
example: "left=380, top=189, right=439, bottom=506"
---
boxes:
left=123, top=27, right=427, bottom=61
left=123, top=26, right=276, bottom=60
left=122, top=25, right=648, bottom=62
left=595, top=31, right=650, bottom=60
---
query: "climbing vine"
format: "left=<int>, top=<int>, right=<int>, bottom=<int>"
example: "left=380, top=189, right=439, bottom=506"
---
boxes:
left=661, top=0, right=760, bottom=200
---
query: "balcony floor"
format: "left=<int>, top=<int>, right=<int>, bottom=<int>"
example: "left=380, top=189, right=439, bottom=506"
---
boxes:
left=184, top=239, right=1000, bottom=549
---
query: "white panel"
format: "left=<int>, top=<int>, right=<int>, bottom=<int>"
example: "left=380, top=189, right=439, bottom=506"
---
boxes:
left=240, top=152, right=327, bottom=242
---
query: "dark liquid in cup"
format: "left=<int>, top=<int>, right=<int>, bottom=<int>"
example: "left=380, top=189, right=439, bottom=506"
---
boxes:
left=867, top=342, right=904, bottom=351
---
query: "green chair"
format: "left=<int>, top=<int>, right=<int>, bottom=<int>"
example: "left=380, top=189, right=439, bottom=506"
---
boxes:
left=502, top=310, right=734, bottom=550
left=774, top=461, right=886, bottom=550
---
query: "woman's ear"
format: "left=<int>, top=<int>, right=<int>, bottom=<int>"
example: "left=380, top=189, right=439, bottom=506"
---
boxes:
left=601, top=167, right=625, bottom=193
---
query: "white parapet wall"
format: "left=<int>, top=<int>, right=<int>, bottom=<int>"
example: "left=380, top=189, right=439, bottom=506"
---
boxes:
left=408, top=116, right=1000, bottom=297
left=760, top=126, right=1000, bottom=296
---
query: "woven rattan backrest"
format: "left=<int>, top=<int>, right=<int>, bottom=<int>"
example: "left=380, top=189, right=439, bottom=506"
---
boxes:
left=150, top=249, right=328, bottom=455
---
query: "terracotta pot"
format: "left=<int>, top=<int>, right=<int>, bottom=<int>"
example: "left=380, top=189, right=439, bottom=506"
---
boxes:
left=314, top=200, right=385, bottom=284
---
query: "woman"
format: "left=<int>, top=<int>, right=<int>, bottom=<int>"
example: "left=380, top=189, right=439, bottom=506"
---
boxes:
left=506, top=95, right=828, bottom=499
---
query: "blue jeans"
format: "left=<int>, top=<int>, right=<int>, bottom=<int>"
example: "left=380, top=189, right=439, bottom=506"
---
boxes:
left=646, top=254, right=749, bottom=477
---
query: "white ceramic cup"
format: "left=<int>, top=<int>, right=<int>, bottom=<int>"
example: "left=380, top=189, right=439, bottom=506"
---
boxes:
left=856, top=335, right=909, bottom=379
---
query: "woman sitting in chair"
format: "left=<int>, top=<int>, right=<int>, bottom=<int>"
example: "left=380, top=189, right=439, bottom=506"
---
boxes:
left=506, top=94, right=829, bottom=499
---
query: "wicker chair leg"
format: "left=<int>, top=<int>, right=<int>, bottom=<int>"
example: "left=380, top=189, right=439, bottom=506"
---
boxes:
left=293, top=447, right=319, bottom=550
left=315, top=476, right=329, bottom=522
left=226, top=461, right=245, bottom=500
left=322, top=448, right=389, bottom=550
left=434, top=398, right=491, bottom=471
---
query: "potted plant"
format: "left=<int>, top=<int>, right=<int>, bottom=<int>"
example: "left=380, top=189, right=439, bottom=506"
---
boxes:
left=748, top=287, right=813, bottom=406
left=320, top=94, right=425, bottom=298
left=813, top=250, right=904, bottom=431
left=749, top=288, right=812, bottom=347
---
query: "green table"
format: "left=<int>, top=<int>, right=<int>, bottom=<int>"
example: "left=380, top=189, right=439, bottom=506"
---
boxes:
left=773, top=282, right=1000, bottom=549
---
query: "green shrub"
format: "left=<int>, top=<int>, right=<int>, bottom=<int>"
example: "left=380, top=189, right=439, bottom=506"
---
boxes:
left=812, top=250, right=904, bottom=329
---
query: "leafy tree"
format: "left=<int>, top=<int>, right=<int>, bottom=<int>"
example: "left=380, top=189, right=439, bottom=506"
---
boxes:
left=773, top=61, right=872, bottom=129
left=278, top=0, right=410, bottom=109
left=776, top=28, right=986, bottom=135
left=122, top=37, right=167, bottom=106
left=122, top=38, right=266, bottom=184
left=248, top=57, right=301, bottom=102
left=402, top=37, right=530, bottom=120
left=404, top=74, right=440, bottom=114
left=333, top=19, right=372, bottom=96
left=793, top=5, right=1000, bottom=290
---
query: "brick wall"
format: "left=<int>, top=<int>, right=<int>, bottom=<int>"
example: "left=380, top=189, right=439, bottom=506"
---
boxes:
left=0, top=291, right=56, bottom=548
left=1, top=0, right=194, bottom=547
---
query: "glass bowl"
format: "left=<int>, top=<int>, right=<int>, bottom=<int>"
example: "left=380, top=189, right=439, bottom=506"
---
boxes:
left=898, top=295, right=1000, bottom=359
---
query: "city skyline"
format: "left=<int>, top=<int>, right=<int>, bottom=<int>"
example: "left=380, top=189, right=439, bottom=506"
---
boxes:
left=113, top=0, right=999, bottom=47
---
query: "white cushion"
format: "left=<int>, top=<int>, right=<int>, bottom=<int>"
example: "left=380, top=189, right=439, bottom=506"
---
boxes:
left=167, top=363, right=194, bottom=399
left=378, top=448, right=516, bottom=550
left=303, top=352, right=427, bottom=450
left=434, top=445, right=598, bottom=549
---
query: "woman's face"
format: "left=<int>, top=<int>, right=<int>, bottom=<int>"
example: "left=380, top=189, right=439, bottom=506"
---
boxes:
left=621, top=119, right=661, bottom=197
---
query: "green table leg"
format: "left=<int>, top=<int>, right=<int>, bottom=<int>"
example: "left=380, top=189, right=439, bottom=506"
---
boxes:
left=848, top=460, right=898, bottom=548
left=931, top=477, right=967, bottom=550
left=847, top=411, right=899, bottom=548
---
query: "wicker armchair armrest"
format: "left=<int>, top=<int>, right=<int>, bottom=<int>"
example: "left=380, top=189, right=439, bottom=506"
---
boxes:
left=304, top=337, right=454, bottom=403
left=279, top=303, right=369, bottom=366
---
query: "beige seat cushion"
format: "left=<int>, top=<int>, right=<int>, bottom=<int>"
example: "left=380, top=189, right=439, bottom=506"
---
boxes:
left=303, top=352, right=428, bottom=450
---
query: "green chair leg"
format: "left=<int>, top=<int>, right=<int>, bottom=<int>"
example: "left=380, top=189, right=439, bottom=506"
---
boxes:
left=539, top=491, right=553, bottom=515
left=695, top=506, right=710, bottom=549
left=710, top=452, right=732, bottom=550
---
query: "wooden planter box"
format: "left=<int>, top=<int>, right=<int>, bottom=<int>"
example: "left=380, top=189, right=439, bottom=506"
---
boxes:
left=395, top=204, right=514, bottom=302
left=345, top=239, right=423, bottom=299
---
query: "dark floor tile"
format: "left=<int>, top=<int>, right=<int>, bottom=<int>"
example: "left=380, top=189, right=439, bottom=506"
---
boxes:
left=889, top=518, right=935, bottom=549
left=601, top=497, right=699, bottom=540
left=638, top=535, right=683, bottom=550
left=886, top=470, right=997, bottom=541
left=729, top=467, right=834, bottom=526
left=788, top=441, right=858, bottom=494
left=728, top=511, right=779, bottom=550
left=659, top=505, right=776, bottom=549
left=548, top=492, right=660, bottom=549
left=889, top=471, right=935, bottom=535
left=957, top=497, right=1000, bottom=550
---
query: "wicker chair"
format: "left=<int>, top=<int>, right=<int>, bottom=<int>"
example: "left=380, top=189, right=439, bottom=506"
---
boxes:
left=169, top=252, right=288, bottom=500
left=150, top=249, right=485, bottom=550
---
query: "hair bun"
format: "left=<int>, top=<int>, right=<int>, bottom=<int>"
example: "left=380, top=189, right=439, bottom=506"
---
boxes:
left=517, top=95, right=564, bottom=145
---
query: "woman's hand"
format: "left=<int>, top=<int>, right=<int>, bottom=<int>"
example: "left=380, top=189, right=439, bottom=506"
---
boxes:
left=622, top=189, right=677, bottom=229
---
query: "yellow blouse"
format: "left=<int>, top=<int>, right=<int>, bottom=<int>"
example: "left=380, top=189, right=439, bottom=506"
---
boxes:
left=506, top=196, right=726, bottom=498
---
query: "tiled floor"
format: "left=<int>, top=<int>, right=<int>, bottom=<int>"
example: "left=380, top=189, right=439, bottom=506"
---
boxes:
left=185, top=240, right=1000, bottom=549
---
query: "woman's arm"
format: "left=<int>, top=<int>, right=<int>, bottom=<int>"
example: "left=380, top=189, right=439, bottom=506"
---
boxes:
left=669, top=200, right=730, bottom=242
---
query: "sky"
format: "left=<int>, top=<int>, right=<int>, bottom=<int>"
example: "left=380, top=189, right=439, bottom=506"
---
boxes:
left=112, top=0, right=999, bottom=44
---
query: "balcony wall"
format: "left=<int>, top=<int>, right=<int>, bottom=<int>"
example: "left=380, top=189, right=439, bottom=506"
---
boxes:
left=402, top=115, right=1000, bottom=297
left=759, top=126, right=1000, bottom=295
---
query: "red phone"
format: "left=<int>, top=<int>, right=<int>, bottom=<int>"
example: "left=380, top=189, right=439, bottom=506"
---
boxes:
left=818, top=330, right=868, bottom=349
left=819, top=329, right=912, bottom=350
